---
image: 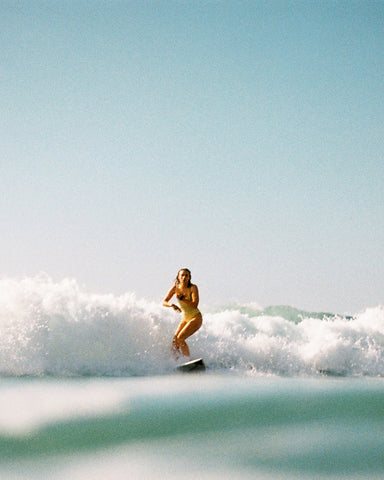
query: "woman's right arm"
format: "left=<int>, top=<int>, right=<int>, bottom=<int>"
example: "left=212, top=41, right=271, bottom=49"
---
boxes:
left=162, top=286, right=181, bottom=312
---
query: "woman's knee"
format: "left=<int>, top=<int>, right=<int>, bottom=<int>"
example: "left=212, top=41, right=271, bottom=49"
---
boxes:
left=174, top=335, right=186, bottom=346
left=178, top=320, right=202, bottom=341
left=175, top=336, right=187, bottom=346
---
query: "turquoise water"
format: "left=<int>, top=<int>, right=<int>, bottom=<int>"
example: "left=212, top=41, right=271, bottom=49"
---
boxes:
left=1, top=276, right=384, bottom=478
left=1, top=375, right=383, bottom=479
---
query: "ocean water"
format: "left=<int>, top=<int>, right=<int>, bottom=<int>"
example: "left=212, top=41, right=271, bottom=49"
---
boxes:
left=1, top=275, right=383, bottom=479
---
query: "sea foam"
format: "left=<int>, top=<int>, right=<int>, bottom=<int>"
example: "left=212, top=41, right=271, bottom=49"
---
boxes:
left=0, top=275, right=383, bottom=377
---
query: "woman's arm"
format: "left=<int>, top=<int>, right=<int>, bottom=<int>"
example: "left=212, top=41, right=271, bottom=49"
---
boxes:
left=162, top=286, right=181, bottom=312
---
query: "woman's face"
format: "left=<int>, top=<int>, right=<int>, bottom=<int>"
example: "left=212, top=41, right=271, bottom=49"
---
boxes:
left=178, top=269, right=190, bottom=284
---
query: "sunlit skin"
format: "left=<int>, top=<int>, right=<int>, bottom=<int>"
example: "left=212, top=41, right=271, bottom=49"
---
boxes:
left=162, top=269, right=203, bottom=358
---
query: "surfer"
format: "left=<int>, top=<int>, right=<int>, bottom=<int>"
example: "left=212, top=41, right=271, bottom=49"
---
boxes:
left=162, top=268, right=203, bottom=358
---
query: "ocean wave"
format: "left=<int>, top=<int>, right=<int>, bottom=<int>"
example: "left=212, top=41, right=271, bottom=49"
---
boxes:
left=1, top=376, right=383, bottom=463
left=0, top=275, right=383, bottom=377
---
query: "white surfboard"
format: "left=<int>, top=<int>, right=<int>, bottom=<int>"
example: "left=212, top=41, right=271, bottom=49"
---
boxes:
left=176, top=358, right=206, bottom=373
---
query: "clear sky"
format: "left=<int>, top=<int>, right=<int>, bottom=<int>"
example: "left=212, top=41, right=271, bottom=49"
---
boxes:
left=1, top=0, right=383, bottom=314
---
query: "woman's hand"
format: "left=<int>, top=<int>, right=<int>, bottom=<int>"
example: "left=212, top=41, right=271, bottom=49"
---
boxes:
left=172, top=304, right=181, bottom=312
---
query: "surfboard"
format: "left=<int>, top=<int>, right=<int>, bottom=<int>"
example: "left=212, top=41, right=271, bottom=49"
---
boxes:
left=176, top=358, right=205, bottom=373
left=318, top=369, right=346, bottom=377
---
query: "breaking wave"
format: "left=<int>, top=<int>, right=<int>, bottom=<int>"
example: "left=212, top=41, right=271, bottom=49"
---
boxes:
left=0, top=275, right=383, bottom=377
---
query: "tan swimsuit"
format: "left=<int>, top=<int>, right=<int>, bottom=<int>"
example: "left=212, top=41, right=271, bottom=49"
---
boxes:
left=178, top=290, right=201, bottom=322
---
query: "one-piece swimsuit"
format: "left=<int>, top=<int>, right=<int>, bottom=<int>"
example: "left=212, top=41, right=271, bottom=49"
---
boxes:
left=178, top=290, right=201, bottom=322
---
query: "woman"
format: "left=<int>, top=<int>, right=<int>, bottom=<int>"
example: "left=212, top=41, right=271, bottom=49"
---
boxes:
left=162, top=268, right=203, bottom=358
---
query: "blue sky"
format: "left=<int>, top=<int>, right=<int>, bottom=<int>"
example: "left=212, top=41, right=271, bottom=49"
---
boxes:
left=1, top=0, right=383, bottom=313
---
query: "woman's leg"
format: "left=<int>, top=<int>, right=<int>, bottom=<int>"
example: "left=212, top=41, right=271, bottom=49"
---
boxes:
left=172, top=321, right=187, bottom=358
left=175, top=314, right=202, bottom=357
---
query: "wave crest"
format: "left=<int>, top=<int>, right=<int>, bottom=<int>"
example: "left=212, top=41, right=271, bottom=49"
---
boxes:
left=0, top=275, right=383, bottom=377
